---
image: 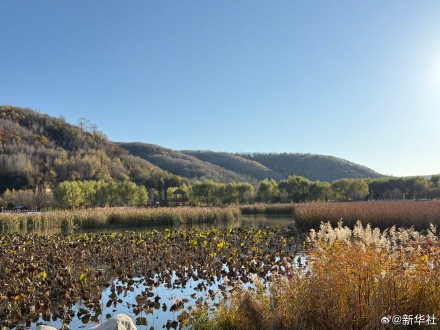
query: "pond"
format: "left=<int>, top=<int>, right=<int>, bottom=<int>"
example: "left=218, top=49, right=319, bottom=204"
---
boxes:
left=77, top=215, right=295, bottom=234
left=2, top=216, right=305, bottom=329
left=0, top=214, right=295, bottom=235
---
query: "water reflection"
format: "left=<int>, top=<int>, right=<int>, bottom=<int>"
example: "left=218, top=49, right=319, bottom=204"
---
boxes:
left=0, top=215, right=294, bottom=235
left=31, top=255, right=306, bottom=330
left=5, top=216, right=299, bottom=329
left=77, top=215, right=294, bottom=234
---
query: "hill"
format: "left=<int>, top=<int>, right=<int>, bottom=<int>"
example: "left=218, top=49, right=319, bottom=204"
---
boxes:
left=122, top=147, right=382, bottom=184
left=182, top=150, right=284, bottom=181
left=0, top=106, right=181, bottom=193
left=180, top=151, right=382, bottom=182
left=241, top=152, right=382, bottom=182
left=117, top=142, right=254, bottom=183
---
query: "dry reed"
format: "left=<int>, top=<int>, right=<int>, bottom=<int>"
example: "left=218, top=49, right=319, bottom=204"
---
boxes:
left=191, top=221, right=440, bottom=330
left=293, top=200, right=440, bottom=231
left=0, top=207, right=240, bottom=233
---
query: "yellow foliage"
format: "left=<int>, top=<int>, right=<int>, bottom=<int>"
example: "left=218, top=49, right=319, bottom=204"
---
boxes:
left=37, top=271, right=47, bottom=279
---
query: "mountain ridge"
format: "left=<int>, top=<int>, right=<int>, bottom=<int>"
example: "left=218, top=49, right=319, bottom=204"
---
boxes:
left=117, top=145, right=383, bottom=183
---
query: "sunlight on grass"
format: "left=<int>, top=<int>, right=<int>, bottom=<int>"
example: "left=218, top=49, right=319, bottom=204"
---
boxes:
left=190, top=221, right=440, bottom=330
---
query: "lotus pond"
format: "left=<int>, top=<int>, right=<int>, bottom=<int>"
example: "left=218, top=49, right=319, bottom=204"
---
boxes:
left=0, top=219, right=304, bottom=329
left=79, top=215, right=294, bottom=234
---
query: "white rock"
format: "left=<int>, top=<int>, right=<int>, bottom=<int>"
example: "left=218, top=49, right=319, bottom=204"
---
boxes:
left=89, top=314, right=137, bottom=330
left=36, top=326, right=57, bottom=330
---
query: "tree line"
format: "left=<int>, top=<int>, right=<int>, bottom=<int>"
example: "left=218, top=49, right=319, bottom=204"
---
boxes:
left=1, top=175, right=439, bottom=210
left=255, top=175, right=440, bottom=203
left=1, top=180, right=148, bottom=210
left=167, top=175, right=439, bottom=205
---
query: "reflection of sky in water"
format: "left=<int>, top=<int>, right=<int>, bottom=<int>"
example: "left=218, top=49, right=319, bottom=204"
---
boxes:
left=29, top=272, right=236, bottom=329
left=97, top=274, right=225, bottom=329
left=13, top=216, right=299, bottom=329
left=29, top=255, right=309, bottom=330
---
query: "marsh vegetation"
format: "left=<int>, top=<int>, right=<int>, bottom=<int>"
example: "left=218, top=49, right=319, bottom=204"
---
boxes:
left=0, top=207, right=240, bottom=234
left=242, top=200, right=440, bottom=230
left=2, top=200, right=440, bottom=235
left=0, top=201, right=439, bottom=329
left=0, top=227, right=299, bottom=328
left=192, top=222, right=439, bottom=330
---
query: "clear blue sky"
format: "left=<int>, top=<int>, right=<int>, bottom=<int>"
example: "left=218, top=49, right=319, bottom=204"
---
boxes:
left=1, top=1, right=440, bottom=177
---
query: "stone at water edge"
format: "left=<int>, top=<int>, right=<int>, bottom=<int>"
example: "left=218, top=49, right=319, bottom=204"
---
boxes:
left=36, top=326, right=58, bottom=330
left=89, top=314, right=137, bottom=330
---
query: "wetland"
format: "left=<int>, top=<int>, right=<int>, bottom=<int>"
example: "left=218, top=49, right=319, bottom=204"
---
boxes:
left=1, top=202, right=439, bottom=329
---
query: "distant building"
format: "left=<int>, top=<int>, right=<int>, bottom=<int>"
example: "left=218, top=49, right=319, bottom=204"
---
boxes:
left=169, top=188, right=188, bottom=206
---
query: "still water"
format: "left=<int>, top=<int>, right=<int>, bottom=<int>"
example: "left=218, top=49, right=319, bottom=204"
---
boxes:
left=77, top=215, right=295, bottom=234
left=11, top=215, right=301, bottom=329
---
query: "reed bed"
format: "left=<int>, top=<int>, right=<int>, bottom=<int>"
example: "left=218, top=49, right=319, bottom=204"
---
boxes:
left=191, top=221, right=440, bottom=330
left=0, top=207, right=241, bottom=233
left=241, top=200, right=440, bottom=230
left=0, top=212, right=73, bottom=234
left=292, top=200, right=440, bottom=231
left=77, top=207, right=240, bottom=228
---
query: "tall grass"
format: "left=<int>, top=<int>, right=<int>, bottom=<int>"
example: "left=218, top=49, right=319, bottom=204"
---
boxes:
left=78, top=207, right=240, bottom=228
left=241, top=200, right=440, bottom=230
left=0, top=207, right=241, bottom=233
left=0, top=212, right=73, bottom=234
left=191, top=221, right=440, bottom=329
left=293, top=200, right=440, bottom=231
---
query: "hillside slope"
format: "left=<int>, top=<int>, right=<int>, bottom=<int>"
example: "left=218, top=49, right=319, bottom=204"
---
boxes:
left=182, top=150, right=284, bottom=181
left=0, top=106, right=180, bottom=192
left=118, top=142, right=254, bottom=183
left=241, top=152, right=382, bottom=182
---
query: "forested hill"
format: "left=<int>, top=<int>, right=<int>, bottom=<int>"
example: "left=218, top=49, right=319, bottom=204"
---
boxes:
left=241, top=153, right=382, bottom=182
left=182, top=150, right=284, bottom=181
left=0, top=106, right=181, bottom=193
left=124, top=145, right=382, bottom=182
left=0, top=106, right=383, bottom=193
left=182, top=151, right=382, bottom=182
left=117, top=142, right=254, bottom=183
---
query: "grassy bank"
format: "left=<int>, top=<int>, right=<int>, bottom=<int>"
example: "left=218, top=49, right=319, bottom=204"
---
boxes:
left=0, top=207, right=240, bottom=233
left=191, top=221, right=440, bottom=330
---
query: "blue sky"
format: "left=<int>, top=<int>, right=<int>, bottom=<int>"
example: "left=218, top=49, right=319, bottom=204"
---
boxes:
left=1, top=1, right=440, bottom=177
